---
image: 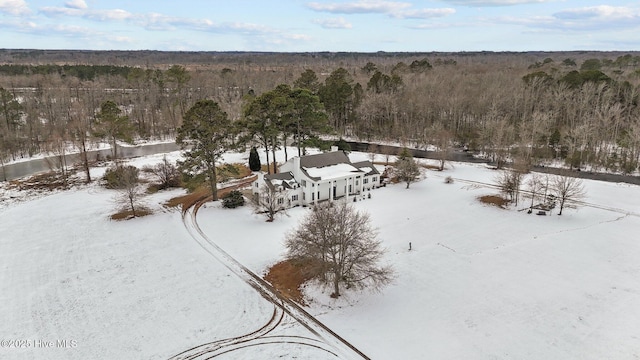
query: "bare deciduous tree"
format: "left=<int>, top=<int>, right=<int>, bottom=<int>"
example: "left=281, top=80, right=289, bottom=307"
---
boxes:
left=395, top=148, right=420, bottom=189
left=285, top=201, right=393, bottom=298
left=494, top=169, right=522, bottom=205
left=432, top=124, right=453, bottom=171
left=552, top=172, right=586, bottom=215
left=367, top=143, right=378, bottom=162
left=146, top=155, right=180, bottom=190
left=251, top=184, right=288, bottom=222
left=105, top=165, right=144, bottom=218
left=117, top=165, right=143, bottom=218
left=525, top=173, right=546, bottom=209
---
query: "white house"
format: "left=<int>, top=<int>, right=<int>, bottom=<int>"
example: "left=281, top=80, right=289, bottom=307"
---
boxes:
left=252, top=150, right=381, bottom=208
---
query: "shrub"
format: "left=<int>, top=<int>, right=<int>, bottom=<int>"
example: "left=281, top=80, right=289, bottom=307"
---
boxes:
left=145, top=156, right=180, bottom=190
left=103, top=165, right=139, bottom=189
left=222, top=190, right=245, bottom=209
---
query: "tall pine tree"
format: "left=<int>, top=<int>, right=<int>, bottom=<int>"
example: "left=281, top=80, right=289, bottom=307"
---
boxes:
left=249, top=146, right=261, bottom=171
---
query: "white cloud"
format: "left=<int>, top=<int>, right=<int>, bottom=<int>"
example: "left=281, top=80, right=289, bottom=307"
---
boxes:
left=490, top=6, right=640, bottom=32
left=313, top=17, right=353, bottom=29
left=84, top=8, right=132, bottom=21
left=64, top=0, right=87, bottom=10
left=393, top=8, right=456, bottom=19
left=553, top=5, right=638, bottom=21
left=0, top=0, right=30, bottom=15
left=306, top=0, right=455, bottom=20
left=40, top=6, right=133, bottom=21
left=306, top=0, right=411, bottom=14
left=442, top=0, right=552, bottom=6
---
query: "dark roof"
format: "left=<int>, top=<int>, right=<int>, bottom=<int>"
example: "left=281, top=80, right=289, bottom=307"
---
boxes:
left=265, top=172, right=294, bottom=181
left=300, top=151, right=351, bottom=168
left=264, top=171, right=297, bottom=190
left=352, top=161, right=380, bottom=176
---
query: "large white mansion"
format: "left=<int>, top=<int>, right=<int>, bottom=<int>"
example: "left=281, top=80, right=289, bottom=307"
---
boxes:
left=251, top=150, right=381, bottom=208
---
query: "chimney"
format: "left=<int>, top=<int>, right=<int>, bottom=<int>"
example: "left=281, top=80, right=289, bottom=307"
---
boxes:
left=293, top=156, right=301, bottom=180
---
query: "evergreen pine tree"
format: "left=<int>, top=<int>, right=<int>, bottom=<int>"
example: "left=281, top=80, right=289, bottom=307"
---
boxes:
left=249, top=146, right=261, bottom=171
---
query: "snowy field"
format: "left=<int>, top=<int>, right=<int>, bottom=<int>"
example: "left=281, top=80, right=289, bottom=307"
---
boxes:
left=1, top=148, right=640, bottom=359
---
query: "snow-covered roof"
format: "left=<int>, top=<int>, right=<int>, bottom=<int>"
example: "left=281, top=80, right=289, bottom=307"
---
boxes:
left=351, top=160, right=380, bottom=176
left=303, top=163, right=362, bottom=181
left=264, top=172, right=298, bottom=190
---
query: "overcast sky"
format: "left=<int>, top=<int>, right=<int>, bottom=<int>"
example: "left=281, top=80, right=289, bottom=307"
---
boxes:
left=0, top=0, right=638, bottom=52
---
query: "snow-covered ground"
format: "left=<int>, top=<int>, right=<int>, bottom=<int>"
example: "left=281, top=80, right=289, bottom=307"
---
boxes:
left=1, top=148, right=640, bottom=359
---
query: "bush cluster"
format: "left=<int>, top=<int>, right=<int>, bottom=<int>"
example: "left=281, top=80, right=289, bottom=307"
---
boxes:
left=103, top=165, right=139, bottom=189
left=222, top=190, right=245, bottom=209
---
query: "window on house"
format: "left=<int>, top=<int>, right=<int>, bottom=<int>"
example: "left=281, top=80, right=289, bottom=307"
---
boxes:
left=373, top=177, right=377, bottom=182
left=255, top=182, right=258, bottom=188
left=364, top=178, right=369, bottom=184
left=292, top=195, right=298, bottom=201
left=312, top=192, right=315, bottom=201
left=278, top=198, right=284, bottom=204
left=302, top=180, right=306, bottom=187
left=303, top=192, right=306, bottom=200
left=356, top=180, right=359, bottom=185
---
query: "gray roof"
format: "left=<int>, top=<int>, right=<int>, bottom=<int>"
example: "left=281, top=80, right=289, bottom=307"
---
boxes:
left=300, top=151, right=351, bottom=168
left=352, top=161, right=380, bottom=176
left=264, top=171, right=297, bottom=190
left=265, top=172, right=294, bottom=181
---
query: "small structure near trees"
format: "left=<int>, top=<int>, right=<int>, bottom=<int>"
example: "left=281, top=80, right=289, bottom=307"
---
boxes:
left=285, top=201, right=393, bottom=298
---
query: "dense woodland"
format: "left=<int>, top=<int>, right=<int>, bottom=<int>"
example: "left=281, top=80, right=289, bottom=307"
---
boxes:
left=1, top=49, right=640, bottom=177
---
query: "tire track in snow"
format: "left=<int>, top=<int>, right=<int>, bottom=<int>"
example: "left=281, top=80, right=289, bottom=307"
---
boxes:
left=169, top=180, right=370, bottom=360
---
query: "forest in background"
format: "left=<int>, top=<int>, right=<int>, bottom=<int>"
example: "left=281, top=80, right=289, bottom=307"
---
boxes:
left=1, top=49, right=640, bottom=177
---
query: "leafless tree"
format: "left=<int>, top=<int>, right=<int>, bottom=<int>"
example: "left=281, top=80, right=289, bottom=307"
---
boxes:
left=45, top=129, right=70, bottom=187
left=432, top=124, right=453, bottom=171
left=494, top=169, right=522, bottom=206
left=146, top=155, right=180, bottom=190
left=251, top=184, right=288, bottom=222
left=367, top=143, right=378, bottom=162
left=395, top=148, right=421, bottom=189
left=285, top=201, right=393, bottom=298
left=552, top=172, right=586, bottom=215
left=117, top=165, right=143, bottom=218
left=525, top=173, right=546, bottom=209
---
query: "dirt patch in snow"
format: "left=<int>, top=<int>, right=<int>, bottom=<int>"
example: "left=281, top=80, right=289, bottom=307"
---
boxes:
left=478, top=195, right=510, bottom=209
left=110, top=207, right=153, bottom=221
left=264, top=259, right=318, bottom=305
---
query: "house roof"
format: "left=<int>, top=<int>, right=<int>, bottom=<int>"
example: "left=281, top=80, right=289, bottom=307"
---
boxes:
left=264, top=171, right=297, bottom=190
left=304, top=163, right=362, bottom=181
left=352, top=161, right=380, bottom=176
left=300, top=151, right=351, bottom=169
left=296, top=151, right=377, bottom=181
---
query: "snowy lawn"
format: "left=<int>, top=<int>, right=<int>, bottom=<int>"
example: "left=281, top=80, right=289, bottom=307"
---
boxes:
left=2, top=149, right=640, bottom=359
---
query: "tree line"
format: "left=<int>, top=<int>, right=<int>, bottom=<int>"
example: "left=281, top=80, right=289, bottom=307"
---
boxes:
left=1, top=52, right=640, bottom=179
